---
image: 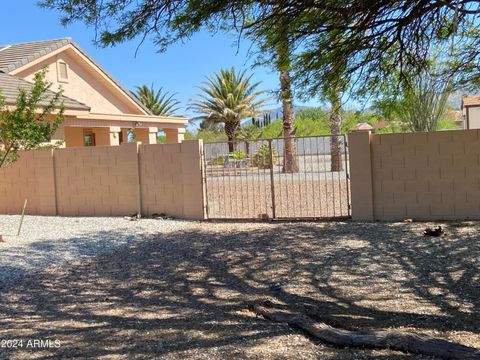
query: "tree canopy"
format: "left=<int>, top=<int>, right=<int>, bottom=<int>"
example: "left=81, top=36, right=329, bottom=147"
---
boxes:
left=41, top=0, right=480, bottom=91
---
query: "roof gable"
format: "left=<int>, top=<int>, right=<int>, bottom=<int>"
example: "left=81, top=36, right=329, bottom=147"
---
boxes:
left=0, top=38, right=150, bottom=115
left=0, top=72, right=90, bottom=111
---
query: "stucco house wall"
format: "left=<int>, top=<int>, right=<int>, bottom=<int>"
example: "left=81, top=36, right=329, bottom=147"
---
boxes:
left=0, top=38, right=188, bottom=147
left=15, top=49, right=140, bottom=115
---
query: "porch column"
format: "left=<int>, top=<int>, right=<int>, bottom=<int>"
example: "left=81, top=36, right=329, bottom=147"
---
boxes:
left=120, top=128, right=130, bottom=144
left=134, top=127, right=158, bottom=144
left=164, top=128, right=185, bottom=144
left=93, top=126, right=121, bottom=146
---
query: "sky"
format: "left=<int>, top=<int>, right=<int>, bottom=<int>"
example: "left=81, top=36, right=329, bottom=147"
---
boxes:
left=0, top=0, right=323, bottom=119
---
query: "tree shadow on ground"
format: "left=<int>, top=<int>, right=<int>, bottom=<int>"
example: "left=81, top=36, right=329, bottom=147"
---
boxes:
left=0, top=221, right=478, bottom=359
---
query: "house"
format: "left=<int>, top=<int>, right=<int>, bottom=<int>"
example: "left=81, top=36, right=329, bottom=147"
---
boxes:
left=461, top=96, right=480, bottom=129
left=0, top=38, right=187, bottom=147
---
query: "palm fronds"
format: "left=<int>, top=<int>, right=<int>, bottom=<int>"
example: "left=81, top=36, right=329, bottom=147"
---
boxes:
left=189, top=68, right=268, bottom=149
left=133, top=84, right=181, bottom=116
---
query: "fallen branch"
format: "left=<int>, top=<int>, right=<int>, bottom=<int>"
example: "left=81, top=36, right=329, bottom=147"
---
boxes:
left=252, top=300, right=480, bottom=360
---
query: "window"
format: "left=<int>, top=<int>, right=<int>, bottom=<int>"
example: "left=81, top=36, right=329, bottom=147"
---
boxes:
left=83, top=131, right=95, bottom=146
left=57, top=61, right=69, bottom=82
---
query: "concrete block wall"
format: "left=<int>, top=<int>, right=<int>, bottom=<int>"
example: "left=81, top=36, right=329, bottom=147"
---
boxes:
left=139, top=141, right=205, bottom=219
left=0, top=140, right=205, bottom=220
left=54, top=143, right=139, bottom=216
left=348, top=129, right=480, bottom=221
left=0, top=150, right=57, bottom=215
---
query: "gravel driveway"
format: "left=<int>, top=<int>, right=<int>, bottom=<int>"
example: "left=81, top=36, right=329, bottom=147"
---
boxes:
left=0, top=215, right=187, bottom=286
left=0, top=218, right=478, bottom=359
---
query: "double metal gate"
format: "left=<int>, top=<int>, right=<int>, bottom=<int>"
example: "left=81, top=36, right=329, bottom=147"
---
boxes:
left=202, top=135, right=350, bottom=220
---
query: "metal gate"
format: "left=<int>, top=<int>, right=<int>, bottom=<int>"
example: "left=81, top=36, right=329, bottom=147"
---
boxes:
left=202, top=135, right=350, bottom=220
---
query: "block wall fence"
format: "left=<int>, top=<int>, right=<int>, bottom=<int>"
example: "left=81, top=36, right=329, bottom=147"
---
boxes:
left=0, top=141, right=205, bottom=220
left=348, top=130, right=480, bottom=221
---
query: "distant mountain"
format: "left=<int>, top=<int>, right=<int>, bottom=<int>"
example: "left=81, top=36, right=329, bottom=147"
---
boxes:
left=265, top=105, right=314, bottom=120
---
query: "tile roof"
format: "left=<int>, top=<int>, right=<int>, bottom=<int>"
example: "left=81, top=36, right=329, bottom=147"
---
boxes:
left=354, top=122, right=373, bottom=130
left=462, top=96, right=480, bottom=107
left=0, top=72, right=90, bottom=111
left=0, top=38, right=72, bottom=73
left=0, top=38, right=151, bottom=114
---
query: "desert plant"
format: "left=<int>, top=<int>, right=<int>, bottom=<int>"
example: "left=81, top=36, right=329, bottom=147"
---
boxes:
left=133, top=84, right=180, bottom=116
left=189, top=67, right=268, bottom=152
left=208, top=151, right=246, bottom=165
left=252, top=143, right=279, bottom=169
left=230, top=150, right=246, bottom=160
left=236, top=124, right=262, bottom=157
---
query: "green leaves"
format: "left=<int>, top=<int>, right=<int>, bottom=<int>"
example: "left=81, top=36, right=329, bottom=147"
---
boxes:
left=0, top=69, right=64, bottom=167
left=236, top=124, right=262, bottom=140
left=189, top=67, right=268, bottom=140
left=133, top=84, right=181, bottom=116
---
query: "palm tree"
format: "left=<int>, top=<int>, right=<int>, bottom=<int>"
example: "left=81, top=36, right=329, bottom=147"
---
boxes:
left=190, top=68, right=267, bottom=152
left=236, top=124, right=262, bottom=157
left=133, top=84, right=181, bottom=116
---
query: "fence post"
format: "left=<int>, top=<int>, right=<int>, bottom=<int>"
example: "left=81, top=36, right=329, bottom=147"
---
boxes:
left=347, top=131, right=374, bottom=221
left=52, top=148, right=59, bottom=216
left=181, top=140, right=207, bottom=220
left=136, top=142, right=142, bottom=218
left=268, top=139, right=276, bottom=219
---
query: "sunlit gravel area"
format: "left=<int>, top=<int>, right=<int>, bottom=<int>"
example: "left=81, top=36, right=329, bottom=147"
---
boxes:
left=0, top=215, right=188, bottom=286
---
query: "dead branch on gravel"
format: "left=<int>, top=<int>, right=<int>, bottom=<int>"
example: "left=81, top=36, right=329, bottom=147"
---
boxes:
left=251, top=300, right=480, bottom=360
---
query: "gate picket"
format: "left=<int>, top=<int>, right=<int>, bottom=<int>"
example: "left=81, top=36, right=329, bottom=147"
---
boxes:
left=203, top=135, right=351, bottom=220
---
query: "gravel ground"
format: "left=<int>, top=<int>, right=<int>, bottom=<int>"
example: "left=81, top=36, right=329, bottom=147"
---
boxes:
left=0, top=219, right=478, bottom=359
left=0, top=215, right=187, bottom=286
left=206, top=177, right=349, bottom=219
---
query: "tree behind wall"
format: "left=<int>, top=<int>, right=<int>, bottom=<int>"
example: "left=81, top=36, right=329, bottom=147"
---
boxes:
left=0, top=70, right=64, bottom=167
left=133, top=84, right=181, bottom=116
left=372, top=65, right=453, bottom=132
left=400, top=73, right=452, bottom=132
left=275, top=21, right=299, bottom=173
left=189, top=68, right=267, bottom=152
left=252, top=10, right=299, bottom=172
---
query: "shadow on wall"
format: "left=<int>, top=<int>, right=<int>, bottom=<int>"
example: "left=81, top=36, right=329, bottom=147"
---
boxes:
left=0, top=222, right=478, bottom=358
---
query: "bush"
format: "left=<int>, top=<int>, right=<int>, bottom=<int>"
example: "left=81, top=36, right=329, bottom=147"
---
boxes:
left=230, top=151, right=246, bottom=160
left=208, top=156, right=225, bottom=165
left=252, top=144, right=279, bottom=169
left=208, top=151, right=246, bottom=165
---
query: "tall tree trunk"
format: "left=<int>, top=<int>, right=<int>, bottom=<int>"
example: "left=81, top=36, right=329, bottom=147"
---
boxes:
left=0, top=144, right=13, bottom=168
left=275, top=21, right=299, bottom=173
left=225, top=121, right=239, bottom=152
left=329, top=90, right=344, bottom=172
left=245, top=141, right=250, bottom=158
left=280, top=70, right=299, bottom=173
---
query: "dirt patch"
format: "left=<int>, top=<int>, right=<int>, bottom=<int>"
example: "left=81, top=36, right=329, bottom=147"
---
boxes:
left=0, top=220, right=478, bottom=359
